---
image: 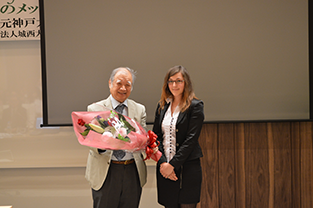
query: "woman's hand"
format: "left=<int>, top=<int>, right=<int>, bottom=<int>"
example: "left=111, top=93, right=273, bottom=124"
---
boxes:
left=167, top=171, right=178, bottom=181
left=160, top=162, right=177, bottom=180
left=160, top=162, right=173, bottom=177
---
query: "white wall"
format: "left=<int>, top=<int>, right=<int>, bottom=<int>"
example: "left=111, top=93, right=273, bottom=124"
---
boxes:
left=0, top=40, right=161, bottom=207
left=0, top=166, right=160, bottom=208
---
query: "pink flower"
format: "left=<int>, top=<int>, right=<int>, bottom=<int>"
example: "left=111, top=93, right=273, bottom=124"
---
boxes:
left=116, top=127, right=127, bottom=137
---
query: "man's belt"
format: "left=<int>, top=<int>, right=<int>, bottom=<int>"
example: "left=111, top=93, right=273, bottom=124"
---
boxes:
left=111, top=159, right=135, bottom=165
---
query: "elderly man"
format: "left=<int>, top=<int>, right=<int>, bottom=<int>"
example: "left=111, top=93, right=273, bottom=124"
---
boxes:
left=85, top=67, right=147, bottom=208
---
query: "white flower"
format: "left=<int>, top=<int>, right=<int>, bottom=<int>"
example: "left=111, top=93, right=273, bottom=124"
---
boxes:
left=102, top=132, right=113, bottom=137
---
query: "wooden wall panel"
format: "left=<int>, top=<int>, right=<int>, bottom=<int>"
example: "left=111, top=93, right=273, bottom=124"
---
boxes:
left=300, top=122, right=313, bottom=208
left=234, top=123, right=246, bottom=208
left=291, top=122, right=301, bottom=208
left=245, top=123, right=270, bottom=208
left=269, top=122, right=292, bottom=208
left=199, top=123, right=219, bottom=208
left=198, top=121, right=313, bottom=208
left=218, top=124, right=235, bottom=208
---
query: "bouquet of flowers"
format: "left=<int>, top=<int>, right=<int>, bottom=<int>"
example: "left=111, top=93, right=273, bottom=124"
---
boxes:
left=71, top=108, right=161, bottom=161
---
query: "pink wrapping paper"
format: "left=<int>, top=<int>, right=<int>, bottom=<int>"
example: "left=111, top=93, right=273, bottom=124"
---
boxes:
left=71, top=110, right=161, bottom=161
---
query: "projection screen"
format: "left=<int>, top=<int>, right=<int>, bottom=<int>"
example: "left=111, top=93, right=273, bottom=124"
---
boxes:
left=39, top=0, right=310, bottom=126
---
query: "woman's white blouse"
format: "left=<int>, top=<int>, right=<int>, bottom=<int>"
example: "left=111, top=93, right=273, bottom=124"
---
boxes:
left=162, top=103, right=180, bottom=162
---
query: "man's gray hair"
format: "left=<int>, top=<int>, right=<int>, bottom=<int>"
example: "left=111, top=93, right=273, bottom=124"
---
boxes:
left=110, top=67, right=137, bottom=90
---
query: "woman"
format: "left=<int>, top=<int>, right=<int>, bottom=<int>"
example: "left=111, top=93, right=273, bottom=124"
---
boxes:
left=153, top=65, right=204, bottom=208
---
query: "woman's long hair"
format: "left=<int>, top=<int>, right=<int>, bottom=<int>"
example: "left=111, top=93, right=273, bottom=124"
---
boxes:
left=158, top=65, right=198, bottom=113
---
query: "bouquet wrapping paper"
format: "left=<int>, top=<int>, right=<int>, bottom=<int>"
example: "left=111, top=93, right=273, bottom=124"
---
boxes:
left=71, top=109, right=161, bottom=161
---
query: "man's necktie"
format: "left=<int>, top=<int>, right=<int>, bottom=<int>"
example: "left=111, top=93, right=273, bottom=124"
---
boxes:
left=115, top=104, right=125, bottom=115
left=113, top=104, right=126, bottom=161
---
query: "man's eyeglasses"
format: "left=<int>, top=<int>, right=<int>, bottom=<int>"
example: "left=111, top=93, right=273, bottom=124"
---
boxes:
left=167, top=80, right=184, bottom=85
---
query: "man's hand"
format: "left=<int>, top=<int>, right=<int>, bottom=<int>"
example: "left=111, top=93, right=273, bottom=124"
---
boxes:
left=152, top=146, right=159, bottom=154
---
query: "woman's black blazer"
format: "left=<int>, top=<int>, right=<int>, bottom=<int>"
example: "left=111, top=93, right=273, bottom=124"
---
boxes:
left=152, top=98, right=204, bottom=169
